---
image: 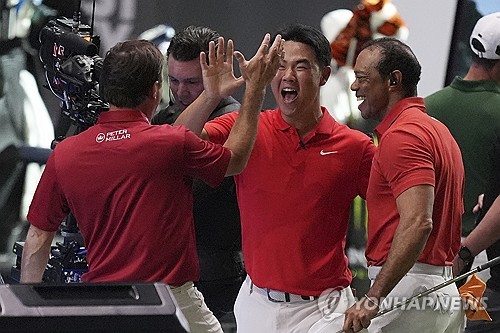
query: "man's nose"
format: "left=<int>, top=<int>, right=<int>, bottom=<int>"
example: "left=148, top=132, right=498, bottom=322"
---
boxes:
left=177, top=82, right=190, bottom=96
left=350, top=79, right=358, bottom=91
left=282, top=67, right=295, bottom=81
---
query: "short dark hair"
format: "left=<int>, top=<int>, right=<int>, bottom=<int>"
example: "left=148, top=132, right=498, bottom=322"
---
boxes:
left=275, top=23, right=331, bottom=69
left=362, top=37, right=421, bottom=97
left=99, top=40, right=163, bottom=108
left=471, top=52, right=498, bottom=70
left=167, top=26, right=220, bottom=61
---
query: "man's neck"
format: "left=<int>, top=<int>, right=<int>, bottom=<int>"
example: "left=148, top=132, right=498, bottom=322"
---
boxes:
left=463, top=62, right=496, bottom=82
left=283, top=107, right=324, bottom=139
left=109, top=100, right=155, bottom=121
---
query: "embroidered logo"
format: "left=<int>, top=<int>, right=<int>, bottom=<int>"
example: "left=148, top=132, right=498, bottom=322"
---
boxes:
left=319, top=150, right=338, bottom=155
left=96, top=133, right=106, bottom=143
left=96, top=129, right=131, bottom=143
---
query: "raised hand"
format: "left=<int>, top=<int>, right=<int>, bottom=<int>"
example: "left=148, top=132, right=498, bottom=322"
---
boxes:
left=234, top=33, right=284, bottom=90
left=200, top=37, right=244, bottom=102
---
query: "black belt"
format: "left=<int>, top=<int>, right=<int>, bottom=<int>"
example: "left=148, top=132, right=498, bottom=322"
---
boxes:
left=250, top=282, right=319, bottom=303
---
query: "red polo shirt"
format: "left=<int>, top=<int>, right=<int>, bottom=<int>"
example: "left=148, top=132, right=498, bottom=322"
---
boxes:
left=27, top=109, right=231, bottom=285
left=205, top=107, right=375, bottom=295
left=365, top=97, right=464, bottom=267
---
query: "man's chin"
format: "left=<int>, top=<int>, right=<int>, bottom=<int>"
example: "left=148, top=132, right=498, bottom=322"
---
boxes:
left=359, top=106, right=371, bottom=120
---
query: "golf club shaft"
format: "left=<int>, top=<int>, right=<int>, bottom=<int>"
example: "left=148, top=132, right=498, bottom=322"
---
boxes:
left=334, top=255, right=500, bottom=333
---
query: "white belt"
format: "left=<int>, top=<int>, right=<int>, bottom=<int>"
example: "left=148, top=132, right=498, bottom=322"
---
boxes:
left=368, top=262, right=452, bottom=280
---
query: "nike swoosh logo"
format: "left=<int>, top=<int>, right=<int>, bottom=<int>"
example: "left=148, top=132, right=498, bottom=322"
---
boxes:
left=320, top=150, right=338, bottom=155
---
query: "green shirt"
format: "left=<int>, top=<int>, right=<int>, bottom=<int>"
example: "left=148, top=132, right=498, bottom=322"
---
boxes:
left=425, top=77, right=500, bottom=236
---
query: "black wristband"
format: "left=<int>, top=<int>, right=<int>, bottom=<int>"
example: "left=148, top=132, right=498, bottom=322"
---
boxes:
left=458, top=246, right=473, bottom=264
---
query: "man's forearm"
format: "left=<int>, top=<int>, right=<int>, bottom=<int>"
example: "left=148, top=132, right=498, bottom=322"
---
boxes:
left=368, top=219, right=432, bottom=299
left=223, top=84, right=264, bottom=176
left=173, top=91, right=220, bottom=137
left=463, top=194, right=500, bottom=256
left=20, top=225, right=55, bottom=283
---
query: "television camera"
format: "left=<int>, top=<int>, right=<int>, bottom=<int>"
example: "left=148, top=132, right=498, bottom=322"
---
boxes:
left=11, top=9, right=109, bottom=284
left=39, top=10, right=108, bottom=141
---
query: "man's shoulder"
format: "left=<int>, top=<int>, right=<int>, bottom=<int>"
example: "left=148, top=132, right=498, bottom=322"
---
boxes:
left=152, top=105, right=181, bottom=125
left=424, top=80, right=459, bottom=109
left=425, top=90, right=451, bottom=111
left=210, top=96, right=240, bottom=119
left=387, top=110, right=451, bottom=146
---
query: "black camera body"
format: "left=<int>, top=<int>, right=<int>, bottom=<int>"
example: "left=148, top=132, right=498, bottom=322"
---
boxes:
left=16, top=14, right=107, bottom=283
left=39, top=16, right=107, bottom=131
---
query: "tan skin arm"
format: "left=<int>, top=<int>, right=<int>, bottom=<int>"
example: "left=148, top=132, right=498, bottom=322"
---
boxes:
left=343, top=185, right=434, bottom=332
left=20, top=224, right=56, bottom=283
left=453, top=194, right=500, bottom=275
left=223, top=34, right=283, bottom=176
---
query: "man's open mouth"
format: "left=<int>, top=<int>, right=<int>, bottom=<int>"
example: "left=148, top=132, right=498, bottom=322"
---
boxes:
left=281, top=88, right=298, bottom=103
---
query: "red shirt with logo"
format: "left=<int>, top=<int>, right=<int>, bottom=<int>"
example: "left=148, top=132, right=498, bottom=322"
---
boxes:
left=365, top=97, right=464, bottom=266
left=27, top=110, right=231, bottom=285
left=205, top=107, right=375, bottom=295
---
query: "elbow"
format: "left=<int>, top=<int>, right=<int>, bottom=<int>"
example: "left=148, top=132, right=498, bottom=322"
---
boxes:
left=233, top=160, right=248, bottom=176
left=225, top=157, right=248, bottom=176
left=419, top=217, right=433, bottom=237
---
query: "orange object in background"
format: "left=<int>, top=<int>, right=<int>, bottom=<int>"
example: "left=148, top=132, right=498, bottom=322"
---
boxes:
left=459, top=273, right=492, bottom=321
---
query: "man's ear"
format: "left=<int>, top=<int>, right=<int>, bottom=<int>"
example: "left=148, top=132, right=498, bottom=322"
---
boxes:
left=320, top=66, right=332, bottom=86
left=388, top=70, right=402, bottom=87
left=151, top=81, right=162, bottom=100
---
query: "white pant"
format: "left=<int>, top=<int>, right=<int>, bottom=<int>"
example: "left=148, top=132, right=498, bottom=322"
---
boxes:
left=170, top=281, right=223, bottom=333
left=366, top=263, right=466, bottom=333
left=234, top=276, right=355, bottom=333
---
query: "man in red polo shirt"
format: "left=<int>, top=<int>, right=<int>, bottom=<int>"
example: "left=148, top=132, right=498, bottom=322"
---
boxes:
left=175, top=23, right=376, bottom=333
left=20, top=35, right=284, bottom=333
left=342, top=38, right=465, bottom=332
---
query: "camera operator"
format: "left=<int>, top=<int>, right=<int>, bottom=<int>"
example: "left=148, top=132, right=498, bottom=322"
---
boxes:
left=20, top=35, right=283, bottom=333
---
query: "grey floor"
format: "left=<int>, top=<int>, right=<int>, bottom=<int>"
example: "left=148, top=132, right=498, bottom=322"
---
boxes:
left=0, top=250, right=238, bottom=332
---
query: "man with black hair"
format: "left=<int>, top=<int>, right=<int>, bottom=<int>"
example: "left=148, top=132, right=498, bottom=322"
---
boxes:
left=153, top=26, right=240, bottom=124
left=152, top=26, right=244, bottom=323
left=175, top=23, right=376, bottom=333
left=343, top=37, right=465, bottom=333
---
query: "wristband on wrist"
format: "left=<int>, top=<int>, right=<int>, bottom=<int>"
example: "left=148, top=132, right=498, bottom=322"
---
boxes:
left=458, top=245, right=473, bottom=264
